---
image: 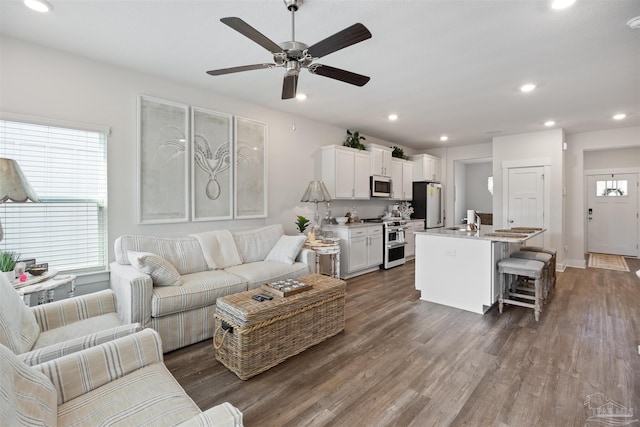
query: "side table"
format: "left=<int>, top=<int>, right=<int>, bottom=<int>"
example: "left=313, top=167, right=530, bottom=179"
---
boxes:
left=304, top=240, right=341, bottom=279
left=13, top=269, right=76, bottom=305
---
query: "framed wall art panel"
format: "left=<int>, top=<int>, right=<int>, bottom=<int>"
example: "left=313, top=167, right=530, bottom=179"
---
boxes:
left=234, top=117, right=267, bottom=219
left=191, top=107, right=234, bottom=221
left=137, top=95, right=189, bottom=224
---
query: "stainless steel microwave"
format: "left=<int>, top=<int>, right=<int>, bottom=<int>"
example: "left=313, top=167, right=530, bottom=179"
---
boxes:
left=371, top=175, right=392, bottom=197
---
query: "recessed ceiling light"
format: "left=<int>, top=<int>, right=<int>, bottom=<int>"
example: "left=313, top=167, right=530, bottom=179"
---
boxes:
left=440, top=135, right=449, bottom=142
left=24, top=0, right=53, bottom=13
left=520, top=83, right=537, bottom=93
left=550, top=0, right=576, bottom=10
left=613, top=113, right=627, bottom=120
left=628, top=16, right=640, bottom=29
left=388, top=114, right=398, bottom=121
left=295, top=93, right=307, bottom=101
left=544, top=120, right=556, bottom=127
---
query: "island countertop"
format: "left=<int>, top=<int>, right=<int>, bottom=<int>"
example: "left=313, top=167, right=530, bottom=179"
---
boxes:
left=415, top=225, right=545, bottom=243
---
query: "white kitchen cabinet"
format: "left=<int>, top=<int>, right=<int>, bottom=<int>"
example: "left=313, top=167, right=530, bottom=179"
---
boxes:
left=405, top=220, right=424, bottom=259
left=366, top=143, right=392, bottom=177
left=321, top=145, right=371, bottom=200
left=411, top=154, right=441, bottom=182
left=390, top=158, right=414, bottom=200
left=322, top=224, right=382, bottom=278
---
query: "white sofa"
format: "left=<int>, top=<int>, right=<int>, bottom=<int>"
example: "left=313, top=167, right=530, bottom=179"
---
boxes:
left=110, top=224, right=314, bottom=352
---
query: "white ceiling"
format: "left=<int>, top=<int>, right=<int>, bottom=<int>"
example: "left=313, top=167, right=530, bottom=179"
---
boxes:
left=1, top=0, right=639, bottom=149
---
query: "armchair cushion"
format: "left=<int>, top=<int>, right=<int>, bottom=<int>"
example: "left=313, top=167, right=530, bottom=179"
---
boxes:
left=265, top=234, right=308, bottom=265
left=128, top=250, right=183, bottom=286
left=0, top=344, right=57, bottom=426
left=0, top=274, right=39, bottom=354
left=176, top=403, right=244, bottom=427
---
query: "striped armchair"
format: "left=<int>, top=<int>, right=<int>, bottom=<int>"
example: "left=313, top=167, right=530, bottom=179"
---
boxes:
left=0, top=274, right=141, bottom=366
left=0, top=329, right=243, bottom=426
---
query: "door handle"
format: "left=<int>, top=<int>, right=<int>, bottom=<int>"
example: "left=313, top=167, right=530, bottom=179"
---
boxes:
left=509, top=219, right=514, bottom=223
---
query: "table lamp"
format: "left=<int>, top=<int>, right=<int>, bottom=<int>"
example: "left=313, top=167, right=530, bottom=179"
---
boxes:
left=300, top=180, right=331, bottom=238
left=0, top=158, right=39, bottom=242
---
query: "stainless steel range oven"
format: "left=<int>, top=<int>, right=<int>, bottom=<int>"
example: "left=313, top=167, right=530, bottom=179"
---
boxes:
left=384, top=220, right=408, bottom=269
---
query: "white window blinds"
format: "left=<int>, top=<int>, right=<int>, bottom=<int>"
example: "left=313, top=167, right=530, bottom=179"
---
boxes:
left=0, top=119, right=108, bottom=273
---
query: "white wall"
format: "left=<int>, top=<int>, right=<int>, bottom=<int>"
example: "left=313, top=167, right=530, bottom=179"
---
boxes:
left=564, top=126, right=640, bottom=267
left=584, top=146, right=640, bottom=170
left=0, top=37, right=410, bottom=290
left=465, top=162, right=493, bottom=214
left=492, top=129, right=565, bottom=267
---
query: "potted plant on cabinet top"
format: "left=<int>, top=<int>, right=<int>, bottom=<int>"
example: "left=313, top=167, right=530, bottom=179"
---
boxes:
left=343, top=130, right=366, bottom=150
left=391, top=146, right=409, bottom=160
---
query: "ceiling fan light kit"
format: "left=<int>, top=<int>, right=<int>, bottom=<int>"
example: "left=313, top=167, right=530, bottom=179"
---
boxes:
left=207, top=0, right=372, bottom=100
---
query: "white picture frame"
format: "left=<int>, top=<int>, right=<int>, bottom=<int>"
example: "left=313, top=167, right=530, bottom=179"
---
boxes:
left=234, top=116, right=267, bottom=219
left=137, top=95, right=189, bottom=224
left=191, top=107, right=234, bottom=221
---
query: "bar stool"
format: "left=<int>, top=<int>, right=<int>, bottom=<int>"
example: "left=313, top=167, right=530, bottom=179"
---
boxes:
left=520, top=246, right=557, bottom=290
left=498, top=257, right=546, bottom=321
left=510, top=250, right=553, bottom=300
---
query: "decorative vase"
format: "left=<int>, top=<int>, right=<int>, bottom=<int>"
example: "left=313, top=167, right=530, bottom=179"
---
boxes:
left=3, top=270, right=15, bottom=283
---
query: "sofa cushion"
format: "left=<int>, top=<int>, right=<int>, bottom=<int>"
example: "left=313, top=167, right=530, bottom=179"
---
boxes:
left=57, top=363, right=202, bottom=426
left=232, top=224, right=284, bottom=263
left=128, top=251, right=183, bottom=286
left=114, top=235, right=209, bottom=275
left=0, top=274, right=40, bottom=354
left=191, top=230, right=243, bottom=269
left=151, top=270, right=247, bottom=318
left=225, top=261, right=310, bottom=290
left=32, top=312, right=124, bottom=349
left=265, top=234, right=308, bottom=265
left=0, top=344, right=57, bottom=427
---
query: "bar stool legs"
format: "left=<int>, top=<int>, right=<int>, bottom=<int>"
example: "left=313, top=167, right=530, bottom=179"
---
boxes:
left=498, top=257, right=546, bottom=321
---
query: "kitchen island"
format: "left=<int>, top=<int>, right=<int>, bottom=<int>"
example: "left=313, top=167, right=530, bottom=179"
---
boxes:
left=414, top=226, right=545, bottom=314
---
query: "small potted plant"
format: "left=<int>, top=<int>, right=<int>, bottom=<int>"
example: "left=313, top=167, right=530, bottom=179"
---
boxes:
left=0, top=251, right=20, bottom=281
left=391, top=146, right=409, bottom=160
left=295, top=215, right=310, bottom=234
left=343, top=130, right=366, bottom=150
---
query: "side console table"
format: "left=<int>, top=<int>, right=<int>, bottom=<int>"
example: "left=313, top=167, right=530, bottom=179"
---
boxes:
left=304, top=240, right=341, bottom=279
left=12, top=269, right=76, bottom=305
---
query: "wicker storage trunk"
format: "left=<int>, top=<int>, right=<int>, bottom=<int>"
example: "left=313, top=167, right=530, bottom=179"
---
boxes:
left=213, top=274, right=346, bottom=380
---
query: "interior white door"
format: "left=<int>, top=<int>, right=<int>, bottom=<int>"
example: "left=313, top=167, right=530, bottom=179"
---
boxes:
left=507, top=167, right=544, bottom=246
left=587, top=173, right=638, bottom=256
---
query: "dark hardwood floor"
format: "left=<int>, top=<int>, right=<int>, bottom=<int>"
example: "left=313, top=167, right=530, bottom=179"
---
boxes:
left=165, top=258, right=640, bottom=426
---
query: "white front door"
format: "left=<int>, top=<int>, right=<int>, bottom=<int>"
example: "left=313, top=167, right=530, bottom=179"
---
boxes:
left=507, top=167, right=544, bottom=246
left=587, top=173, right=639, bottom=256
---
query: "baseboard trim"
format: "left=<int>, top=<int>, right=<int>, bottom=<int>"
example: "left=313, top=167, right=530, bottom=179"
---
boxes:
left=565, top=259, right=587, bottom=269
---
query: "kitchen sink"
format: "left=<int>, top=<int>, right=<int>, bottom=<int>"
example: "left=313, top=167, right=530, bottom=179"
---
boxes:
left=445, top=226, right=469, bottom=231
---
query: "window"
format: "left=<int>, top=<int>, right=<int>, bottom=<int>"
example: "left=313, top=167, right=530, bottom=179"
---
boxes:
left=595, top=179, right=628, bottom=197
left=0, top=119, right=108, bottom=273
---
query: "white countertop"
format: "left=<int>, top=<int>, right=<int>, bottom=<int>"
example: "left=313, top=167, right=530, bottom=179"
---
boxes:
left=416, top=225, right=545, bottom=243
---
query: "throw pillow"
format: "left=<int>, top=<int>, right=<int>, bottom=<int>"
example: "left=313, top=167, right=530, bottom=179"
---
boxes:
left=265, top=235, right=307, bottom=265
left=127, top=251, right=182, bottom=286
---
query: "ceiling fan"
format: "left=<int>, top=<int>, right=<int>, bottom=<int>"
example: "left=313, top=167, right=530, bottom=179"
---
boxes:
left=206, top=0, right=372, bottom=100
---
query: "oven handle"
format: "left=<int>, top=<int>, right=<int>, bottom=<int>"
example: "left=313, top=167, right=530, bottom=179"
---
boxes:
left=387, top=242, right=408, bottom=249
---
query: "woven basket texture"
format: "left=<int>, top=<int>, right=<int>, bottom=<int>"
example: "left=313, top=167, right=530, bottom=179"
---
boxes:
left=214, top=274, right=346, bottom=380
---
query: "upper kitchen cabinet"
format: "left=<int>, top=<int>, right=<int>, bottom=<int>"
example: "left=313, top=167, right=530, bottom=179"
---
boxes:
left=366, top=144, right=392, bottom=177
left=390, top=158, right=413, bottom=200
left=411, top=154, right=442, bottom=182
left=321, top=145, right=371, bottom=200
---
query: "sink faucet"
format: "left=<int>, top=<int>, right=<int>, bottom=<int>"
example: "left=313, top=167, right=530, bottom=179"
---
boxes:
left=465, top=214, right=481, bottom=231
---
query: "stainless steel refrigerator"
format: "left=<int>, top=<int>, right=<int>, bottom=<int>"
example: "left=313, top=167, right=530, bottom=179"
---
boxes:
left=411, top=182, right=443, bottom=228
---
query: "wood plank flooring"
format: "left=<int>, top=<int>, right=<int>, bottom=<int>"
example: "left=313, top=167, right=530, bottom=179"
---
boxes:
left=164, top=259, right=640, bottom=426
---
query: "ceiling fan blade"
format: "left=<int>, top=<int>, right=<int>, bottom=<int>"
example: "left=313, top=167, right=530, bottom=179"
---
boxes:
left=306, top=23, right=372, bottom=59
left=220, top=17, right=283, bottom=53
left=206, top=64, right=275, bottom=76
left=308, top=64, right=370, bottom=87
left=282, top=74, right=298, bottom=100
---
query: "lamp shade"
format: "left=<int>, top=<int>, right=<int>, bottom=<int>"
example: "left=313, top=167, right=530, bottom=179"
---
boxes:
left=0, top=158, right=39, bottom=203
left=300, top=181, right=331, bottom=203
